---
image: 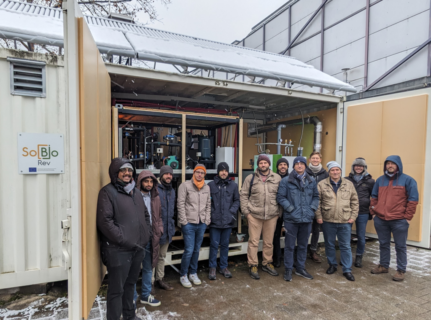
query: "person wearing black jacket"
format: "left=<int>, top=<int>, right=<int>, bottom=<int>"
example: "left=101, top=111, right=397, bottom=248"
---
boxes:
left=305, top=151, right=329, bottom=263
left=273, top=158, right=289, bottom=268
left=97, top=158, right=151, bottom=320
left=345, top=157, right=375, bottom=268
left=208, top=162, right=240, bottom=280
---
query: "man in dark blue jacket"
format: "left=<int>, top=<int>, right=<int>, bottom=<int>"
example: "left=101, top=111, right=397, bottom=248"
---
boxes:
left=154, top=165, right=176, bottom=291
left=208, top=162, right=240, bottom=280
left=276, top=156, right=319, bottom=282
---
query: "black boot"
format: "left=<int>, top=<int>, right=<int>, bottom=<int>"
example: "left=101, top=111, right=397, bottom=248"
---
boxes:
left=354, top=255, right=363, bottom=268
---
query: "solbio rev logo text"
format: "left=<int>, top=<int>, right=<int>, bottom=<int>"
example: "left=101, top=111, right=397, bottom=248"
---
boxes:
left=22, top=145, right=59, bottom=165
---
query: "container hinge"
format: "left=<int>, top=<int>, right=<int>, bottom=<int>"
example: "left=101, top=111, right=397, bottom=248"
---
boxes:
left=61, top=216, right=72, bottom=271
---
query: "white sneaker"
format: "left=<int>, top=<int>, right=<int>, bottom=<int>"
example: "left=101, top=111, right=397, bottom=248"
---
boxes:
left=189, top=273, right=202, bottom=285
left=180, top=275, right=192, bottom=288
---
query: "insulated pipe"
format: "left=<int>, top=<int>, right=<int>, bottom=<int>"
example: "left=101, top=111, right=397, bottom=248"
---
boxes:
left=277, top=124, right=286, bottom=154
left=308, top=116, right=322, bottom=153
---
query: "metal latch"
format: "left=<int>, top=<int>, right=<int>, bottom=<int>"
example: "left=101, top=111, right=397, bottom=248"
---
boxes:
left=61, top=217, right=71, bottom=271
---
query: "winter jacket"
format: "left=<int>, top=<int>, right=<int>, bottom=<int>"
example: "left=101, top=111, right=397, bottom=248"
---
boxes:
left=208, top=176, right=240, bottom=229
left=177, top=179, right=211, bottom=226
left=240, top=170, right=281, bottom=220
left=97, top=158, right=151, bottom=250
left=157, top=182, right=176, bottom=245
left=305, top=166, right=329, bottom=184
left=276, top=171, right=319, bottom=223
left=345, top=173, right=375, bottom=215
left=137, top=171, right=163, bottom=268
left=315, top=177, right=359, bottom=223
left=370, top=155, right=418, bottom=221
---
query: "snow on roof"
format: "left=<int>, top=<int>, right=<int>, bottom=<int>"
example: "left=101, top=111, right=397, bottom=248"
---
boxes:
left=0, top=0, right=356, bottom=93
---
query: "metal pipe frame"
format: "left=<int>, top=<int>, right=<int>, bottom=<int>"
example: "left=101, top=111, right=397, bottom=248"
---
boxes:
left=364, top=0, right=371, bottom=88
left=428, top=0, right=431, bottom=76
left=320, top=0, right=325, bottom=93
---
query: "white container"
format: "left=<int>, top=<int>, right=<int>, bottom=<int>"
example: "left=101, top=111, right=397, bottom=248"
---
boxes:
left=216, top=147, right=234, bottom=172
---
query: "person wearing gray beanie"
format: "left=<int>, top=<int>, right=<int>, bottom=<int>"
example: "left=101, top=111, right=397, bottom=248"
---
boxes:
left=345, top=158, right=375, bottom=268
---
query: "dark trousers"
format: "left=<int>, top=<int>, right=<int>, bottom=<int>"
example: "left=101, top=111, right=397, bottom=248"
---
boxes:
left=309, top=218, right=321, bottom=251
left=354, top=214, right=370, bottom=255
left=374, top=216, right=409, bottom=272
left=284, top=222, right=312, bottom=271
left=101, top=246, right=144, bottom=320
left=272, top=217, right=283, bottom=264
left=209, top=227, right=232, bottom=269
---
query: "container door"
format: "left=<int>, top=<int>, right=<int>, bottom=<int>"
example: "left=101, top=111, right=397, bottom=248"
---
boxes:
left=78, top=17, right=111, bottom=318
left=343, top=94, right=430, bottom=248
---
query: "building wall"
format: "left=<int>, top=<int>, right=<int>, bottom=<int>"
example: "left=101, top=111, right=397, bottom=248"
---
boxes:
left=240, top=0, right=431, bottom=93
left=0, top=49, right=68, bottom=288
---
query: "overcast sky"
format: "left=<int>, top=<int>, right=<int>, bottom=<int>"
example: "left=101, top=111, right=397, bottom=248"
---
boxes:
left=137, top=0, right=288, bottom=44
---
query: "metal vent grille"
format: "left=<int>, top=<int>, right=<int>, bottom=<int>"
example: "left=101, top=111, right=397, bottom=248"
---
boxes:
left=8, top=57, right=46, bottom=98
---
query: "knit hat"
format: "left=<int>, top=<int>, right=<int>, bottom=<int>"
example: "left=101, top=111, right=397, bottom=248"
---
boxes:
left=293, top=156, right=307, bottom=168
left=351, top=157, right=367, bottom=174
left=217, top=162, right=229, bottom=174
left=194, top=163, right=207, bottom=174
left=257, top=154, right=271, bottom=166
left=159, top=165, right=174, bottom=178
left=327, top=161, right=342, bottom=172
left=276, top=157, right=289, bottom=168
left=119, top=163, right=134, bottom=171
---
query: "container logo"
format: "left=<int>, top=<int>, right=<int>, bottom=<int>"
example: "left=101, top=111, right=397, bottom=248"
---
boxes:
left=22, top=145, right=59, bottom=161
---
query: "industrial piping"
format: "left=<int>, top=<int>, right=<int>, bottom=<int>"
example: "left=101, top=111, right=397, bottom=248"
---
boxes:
left=277, top=124, right=286, bottom=154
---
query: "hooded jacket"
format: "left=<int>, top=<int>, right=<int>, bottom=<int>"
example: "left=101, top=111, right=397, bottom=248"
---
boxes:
left=96, top=158, right=151, bottom=250
left=276, top=170, right=319, bottom=223
left=158, top=180, right=176, bottom=246
left=208, top=176, right=240, bottom=228
left=305, top=166, right=329, bottom=184
left=240, top=170, right=281, bottom=220
left=370, top=155, right=419, bottom=221
left=345, top=170, right=375, bottom=215
left=137, top=171, right=164, bottom=268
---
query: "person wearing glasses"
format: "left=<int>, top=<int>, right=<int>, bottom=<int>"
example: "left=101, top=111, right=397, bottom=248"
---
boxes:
left=177, top=164, right=211, bottom=288
left=97, top=158, right=151, bottom=320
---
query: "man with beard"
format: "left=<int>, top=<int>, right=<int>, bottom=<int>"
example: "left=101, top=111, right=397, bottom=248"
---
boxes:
left=240, top=155, right=281, bottom=280
left=153, top=166, right=176, bottom=291
left=272, top=158, right=289, bottom=268
left=208, top=162, right=240, bottom=280
left=97, top=158, right=150, bottom=320
left=134, top=170, right=163, bottom=307
left=305, top=151, right=329, bottom=263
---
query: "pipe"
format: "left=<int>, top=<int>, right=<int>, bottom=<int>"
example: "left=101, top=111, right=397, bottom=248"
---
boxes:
left=308, top=116, right=322, bottom=153
left=277, top=124, right=286, bottom=154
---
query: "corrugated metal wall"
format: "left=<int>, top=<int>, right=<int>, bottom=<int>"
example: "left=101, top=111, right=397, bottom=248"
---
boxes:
left=240, top=0, right=431, bottom=93
left=0, top=49, right=68, bottom=289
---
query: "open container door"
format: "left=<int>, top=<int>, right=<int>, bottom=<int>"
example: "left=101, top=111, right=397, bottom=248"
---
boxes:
left=342, top=93, right=431, bottom=248
left=78, top=17, right=111, bottom=318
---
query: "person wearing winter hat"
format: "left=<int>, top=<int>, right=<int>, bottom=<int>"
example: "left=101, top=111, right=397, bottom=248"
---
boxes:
left=316, top=161, right=359, bottom=281
left=305, top=151, right=329, bottom=263
left=277, top=156, right=319, bottom=281
left=240, top=154, right=281, bottom=280
left=207, top=162, right=240, bottom=280
left=345, top=158, right=375, bottom=268
left=272, top=158, right=290, bottom=268
left=153, top=165, right=175, bottom=291
left=177, top=163, right=211, bottom=288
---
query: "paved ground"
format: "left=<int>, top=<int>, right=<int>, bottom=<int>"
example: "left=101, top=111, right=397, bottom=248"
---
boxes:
left=1, top=240, right=431, bottom=320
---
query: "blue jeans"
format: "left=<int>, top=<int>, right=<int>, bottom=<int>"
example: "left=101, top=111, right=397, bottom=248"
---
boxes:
left=180, top=222, right=207, bottom=276
left=209, top=227, right=231, bottom=269
left=133, top=241, right=152, bottom=301
left=373, top=216, right=409, bottom=272
left=355, top=214, right=369, bottom=256
left=284, top=222, right=312, bottom=271
left=322, top=221, right=353, bottom=273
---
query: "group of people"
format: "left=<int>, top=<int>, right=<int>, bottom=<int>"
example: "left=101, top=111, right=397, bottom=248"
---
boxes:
left=97, top=152, right=418, bottom=320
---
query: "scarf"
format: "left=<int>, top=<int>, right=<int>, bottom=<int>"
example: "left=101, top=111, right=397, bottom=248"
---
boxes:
left=123, top=179, right=136, bottom=194
left=385, top=170, right=397, bottom=178
left=193, top=176, right=205, bottom=190
left=295, top=171, right=306, bottom=188
left=161, top=178, right=172, bottom=189
left=308, top=163, right=322, bottom=174
left=353, top=174, right=363, bottom=182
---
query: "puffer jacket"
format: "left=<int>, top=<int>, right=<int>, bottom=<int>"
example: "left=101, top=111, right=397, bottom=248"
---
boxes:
left=345, top=173, right=375, bottom=215
left=137, top=171, right=163, bottom=268
left=96, top=158, right=151, bottom=250
left=370, top=155, right=419, bottom=221
left=276, top=171, right=319, bottom=223
left=157, top=182, right=176, bottom=245
left=177, top=179, right=211, bottom=226
left=240, top=170, right=281, bottom=220
left=315, top=177, right=359, bottom=223
left=208, top=176, right=240, bottom=228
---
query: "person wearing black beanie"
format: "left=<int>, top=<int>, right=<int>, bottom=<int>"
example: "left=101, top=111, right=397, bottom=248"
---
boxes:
left=276, top=158, right=289, bottom=178
left=208, top=162, right=240, bottom=280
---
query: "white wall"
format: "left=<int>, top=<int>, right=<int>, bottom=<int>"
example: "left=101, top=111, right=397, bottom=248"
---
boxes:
left=0, top=49, right=68, bottom=289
